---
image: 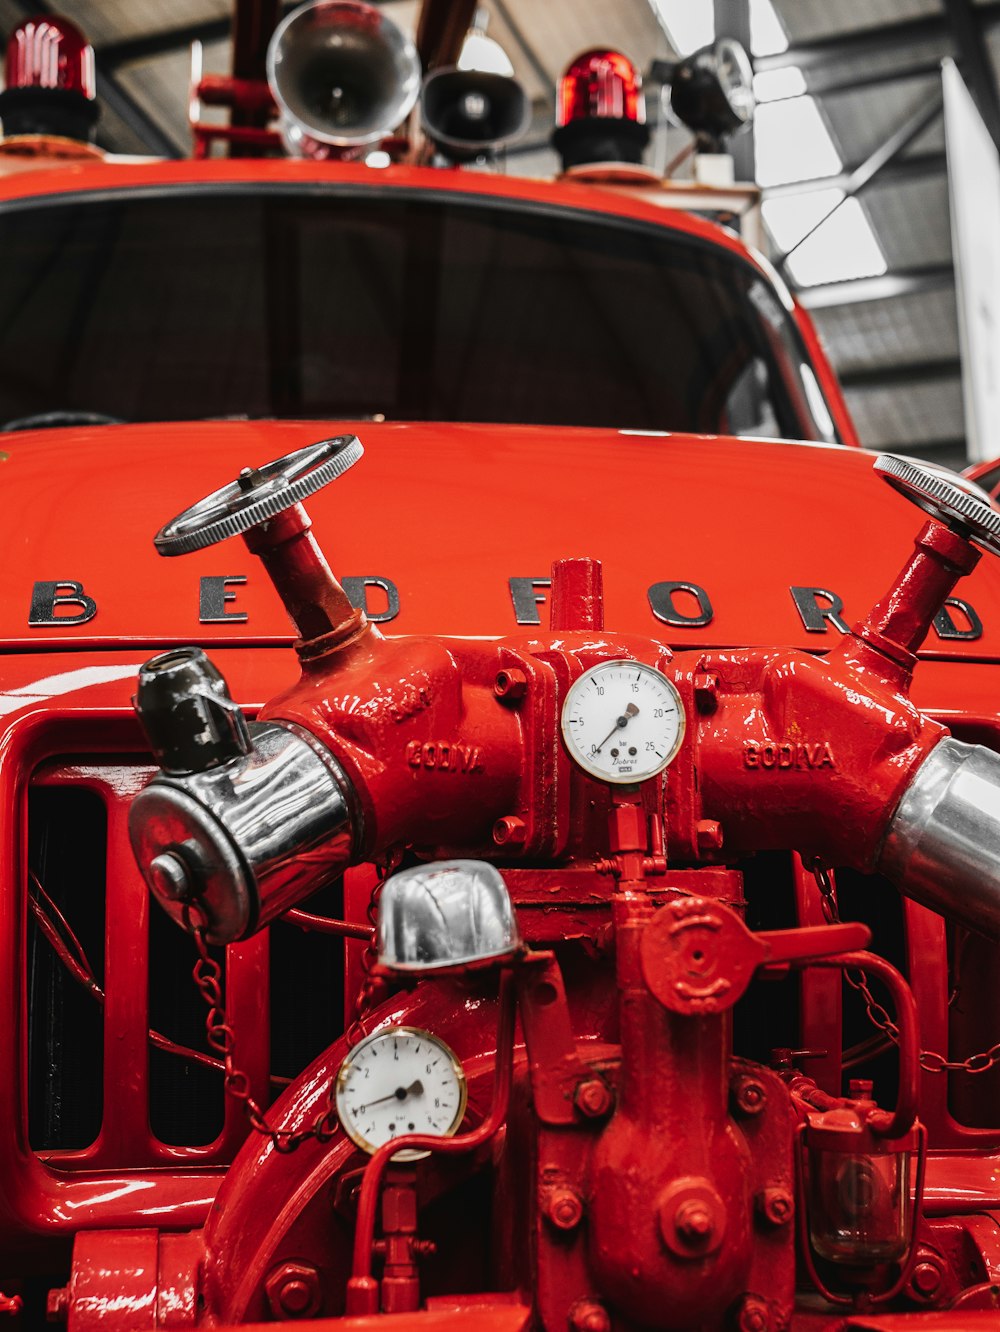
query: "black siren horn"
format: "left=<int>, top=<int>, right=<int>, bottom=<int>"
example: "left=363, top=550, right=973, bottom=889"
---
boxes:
left=420, top=68, right=529, bottom=163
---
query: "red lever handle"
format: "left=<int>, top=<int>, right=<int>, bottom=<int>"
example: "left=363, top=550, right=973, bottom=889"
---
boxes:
left=641, top=898, right=872, bottom=1016
left=756, top=921, right=870, bottom=967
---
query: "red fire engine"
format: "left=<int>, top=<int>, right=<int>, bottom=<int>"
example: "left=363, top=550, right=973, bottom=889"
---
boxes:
left=1, top=3, right=1000, bottom=1330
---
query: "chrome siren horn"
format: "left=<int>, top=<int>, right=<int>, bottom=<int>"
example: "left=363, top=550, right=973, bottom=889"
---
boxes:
left=266, top=0, right=421, bottom=156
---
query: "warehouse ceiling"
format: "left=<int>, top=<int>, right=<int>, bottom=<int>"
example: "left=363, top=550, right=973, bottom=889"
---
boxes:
left=0, top=0, right=992, bottom=468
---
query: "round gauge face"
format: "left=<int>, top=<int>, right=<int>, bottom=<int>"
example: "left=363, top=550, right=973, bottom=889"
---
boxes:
left=560, top=660, right=685, bottom=784
left=335, top=1026, right=467, bottom=1159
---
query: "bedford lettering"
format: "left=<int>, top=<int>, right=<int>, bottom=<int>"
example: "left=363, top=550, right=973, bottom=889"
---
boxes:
left=29, top=580, right=98, bottom=626
left=23, top=575, right=987, bottom=643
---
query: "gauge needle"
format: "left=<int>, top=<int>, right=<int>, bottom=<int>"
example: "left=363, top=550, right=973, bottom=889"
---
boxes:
left=593, top=702, right=640, bottom=754
left=363, top=1080, right=424, bottom=1108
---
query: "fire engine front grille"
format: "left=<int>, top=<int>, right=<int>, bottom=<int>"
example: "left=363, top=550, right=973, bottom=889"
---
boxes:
left=26, top=762, right=346, bottom=1163
left=27, top=786, right=106, bottom=1151
left=146, top=899, right=227, bottom=1147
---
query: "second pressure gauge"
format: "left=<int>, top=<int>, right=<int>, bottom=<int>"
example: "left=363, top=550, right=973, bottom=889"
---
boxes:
left=336, top=1026, right=467, bottom=1159
left=560, top=660, right=685, bottom=784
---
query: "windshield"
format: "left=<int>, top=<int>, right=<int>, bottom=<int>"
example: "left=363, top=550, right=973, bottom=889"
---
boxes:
left=0, top=186, right=835, bottom=440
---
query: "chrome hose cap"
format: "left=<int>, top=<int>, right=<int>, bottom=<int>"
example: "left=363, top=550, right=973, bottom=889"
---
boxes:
left=879, top=737, right=1000, bottom=939
left=378, top=860, right=521, bottom=973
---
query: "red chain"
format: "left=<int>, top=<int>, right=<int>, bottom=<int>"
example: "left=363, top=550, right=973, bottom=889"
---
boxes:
left=811, top=864, right=1000, bottom=1076
left=183, top=866, right=400, bottom=1151
left=185, top=903, right=342, bottom=1152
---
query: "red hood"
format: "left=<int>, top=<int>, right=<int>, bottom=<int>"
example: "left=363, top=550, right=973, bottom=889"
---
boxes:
left=1, top=420, right=998, bottom=659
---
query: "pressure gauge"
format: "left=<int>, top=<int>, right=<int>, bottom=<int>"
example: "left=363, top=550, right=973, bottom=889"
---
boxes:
left=335, top=1026, right=467, bottom=1159
left=560, top=660, right=685, bottom=784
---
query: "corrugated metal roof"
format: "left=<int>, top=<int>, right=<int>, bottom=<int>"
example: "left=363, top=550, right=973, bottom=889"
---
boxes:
left=503, top=0, right=669, bottom=82
left=780, top=0, right=941, bottom=44
left=845, top=375, right=964, bottom=454
left=821, top=76, right=940, bottom=161
left=767, top=0, right=966, bottom=457
left=813, top=286, right=960, bottom=371
left=863, top=174, right=953, bottom=268
left=42, top=0, right=231, bottom=48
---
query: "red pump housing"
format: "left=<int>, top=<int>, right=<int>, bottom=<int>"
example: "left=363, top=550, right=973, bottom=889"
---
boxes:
left=110, top=436, right=1000, bottom=1331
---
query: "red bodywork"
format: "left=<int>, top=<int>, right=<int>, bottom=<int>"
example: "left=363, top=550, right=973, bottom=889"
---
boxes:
left=1, top=147, right=1000, bottom=1332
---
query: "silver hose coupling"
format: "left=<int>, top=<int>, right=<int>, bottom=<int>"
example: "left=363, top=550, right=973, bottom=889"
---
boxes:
left=878, top=737, right=1000, bottom=939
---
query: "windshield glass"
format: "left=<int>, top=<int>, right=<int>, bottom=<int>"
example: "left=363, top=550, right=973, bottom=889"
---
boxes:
left=0, top=187, right=835, bottom=439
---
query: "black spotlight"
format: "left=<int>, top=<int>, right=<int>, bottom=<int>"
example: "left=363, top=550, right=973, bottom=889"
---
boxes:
left=668, top=37, right=755, bottom=153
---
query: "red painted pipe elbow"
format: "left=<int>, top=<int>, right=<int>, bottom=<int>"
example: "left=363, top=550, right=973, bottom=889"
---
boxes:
left=262, top=633, right=527, bottom=862
left=695, top=646, right=944, bottom=872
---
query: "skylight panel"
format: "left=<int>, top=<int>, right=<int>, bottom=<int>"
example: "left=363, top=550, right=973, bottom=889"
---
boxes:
left=786, top=199, right=887, bottom=286
left=754, top=95, right=842, bottom=186
left=753, top=66, right=806, bottom=103
left=750, top=0, right=789, bottom=56
left=652, top=0, right=787, bottom=58
left=762, top=192, right=887, bottom=287
left=459, top=31, right=514, bottom=77
left=649, top=0, right=713, bottom=56
left=762, top=188, right=845, bottom=251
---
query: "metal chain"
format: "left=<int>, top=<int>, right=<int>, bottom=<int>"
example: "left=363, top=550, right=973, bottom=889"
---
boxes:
left=810, top=863, right=1000, bottom=1076
left=184, top=903, right=342, bottom=1153
left=183, top=864, right=400, bottom=1151
left=812, top=862, right=840, bottom=927
left=345, top=858, right=399, bottom=1049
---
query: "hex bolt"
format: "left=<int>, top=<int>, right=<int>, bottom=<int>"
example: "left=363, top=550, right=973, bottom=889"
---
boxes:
left=494, top=668, right=528, bottom=701
left=574, top=1077, right=613, bottom=1120
left=910, top=1258, right=944, bottom=1299
left=696, top=819, right=724, bottom=852
left=732, top=1076, right=767, bottom=1117
left=756, top=1187, right=793, bottom=1228
left=569, top=1300, right=611, bottom=1332
left=545, top=1187, right=584, bottom=1232
left=265, top=1262, right=322, bottom=1320
left=737, top=1295, right=772, bottom=1332
left=693, top=672, right=719, bottom=714
left=493, top=815, right=527, bottom=846
left=675, top=1200, right=714, bottom=1246
left=237, top=466, right=264, bottom=492
left=279, top=1281, right=313, bottom=1315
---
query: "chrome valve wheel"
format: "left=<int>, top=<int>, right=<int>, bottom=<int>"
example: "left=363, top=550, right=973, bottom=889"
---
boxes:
left=875, top=453, right=1000, bottom=558
left=154, top=435, right=363, bottom=556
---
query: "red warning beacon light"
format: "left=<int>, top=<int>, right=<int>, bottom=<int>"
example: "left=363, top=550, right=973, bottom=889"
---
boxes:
left=552, top=48, right=649, bottom=172
left=557, top=49, right=646, bottom=127
left=0, top=16, right=99, bottom=143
